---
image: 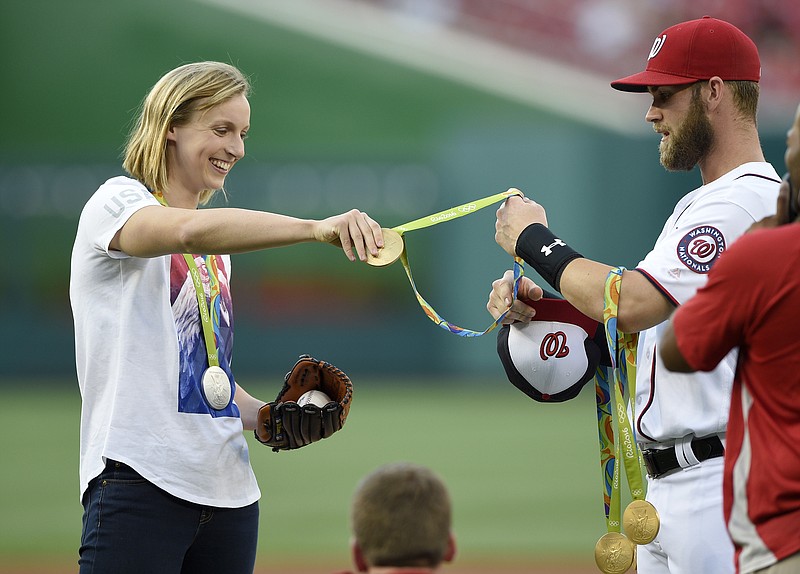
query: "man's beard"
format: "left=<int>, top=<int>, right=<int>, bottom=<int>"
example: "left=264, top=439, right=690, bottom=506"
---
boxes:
left=659, top=93, right=714, bottom=172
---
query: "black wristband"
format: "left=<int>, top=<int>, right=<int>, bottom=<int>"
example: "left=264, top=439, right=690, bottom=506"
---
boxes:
left=515, top=223, right=583, bottom=292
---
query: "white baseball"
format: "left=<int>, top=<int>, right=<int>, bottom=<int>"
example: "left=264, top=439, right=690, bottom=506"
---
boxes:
left=297, top=389, right=332, bottom=408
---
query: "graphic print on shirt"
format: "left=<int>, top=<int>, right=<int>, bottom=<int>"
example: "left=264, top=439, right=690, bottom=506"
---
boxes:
left=170, top=254, right=239, bottom=417
left=676, top=226, right=726, bottom=273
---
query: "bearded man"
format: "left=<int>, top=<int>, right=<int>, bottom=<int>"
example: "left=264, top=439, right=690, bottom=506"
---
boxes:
left=487, top=16, right=780, bottom=574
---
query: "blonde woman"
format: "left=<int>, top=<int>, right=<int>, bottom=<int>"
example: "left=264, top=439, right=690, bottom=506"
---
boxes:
left=70, top=61, right=384, bottom=573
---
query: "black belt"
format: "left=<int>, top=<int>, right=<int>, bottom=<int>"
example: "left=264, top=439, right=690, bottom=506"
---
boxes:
left=641, top=436, right=724, bottom=479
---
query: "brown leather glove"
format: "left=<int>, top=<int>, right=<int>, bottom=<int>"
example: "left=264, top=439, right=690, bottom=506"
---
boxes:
left=255, top=355, right=353, bottom=452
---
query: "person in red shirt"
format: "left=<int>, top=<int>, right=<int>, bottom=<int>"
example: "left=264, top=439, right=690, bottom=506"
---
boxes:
left=334, top=462, right=456, bottom=574
left=660, top=102, right=800, bottom=574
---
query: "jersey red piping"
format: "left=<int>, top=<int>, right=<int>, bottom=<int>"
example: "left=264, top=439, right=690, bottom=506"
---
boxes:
left=636, top=347, right=658, bottom=443
left=633, top=268, right=680, bottom=307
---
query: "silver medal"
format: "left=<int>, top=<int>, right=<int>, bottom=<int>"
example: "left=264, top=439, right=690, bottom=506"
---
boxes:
left=201, top=366, right=232, bottom=410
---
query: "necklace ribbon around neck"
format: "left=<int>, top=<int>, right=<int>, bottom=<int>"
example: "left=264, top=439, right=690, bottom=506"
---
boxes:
left=152, top=190, right=232, bottom=410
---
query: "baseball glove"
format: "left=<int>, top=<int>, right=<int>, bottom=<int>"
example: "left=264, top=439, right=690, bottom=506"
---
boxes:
left=255, top=355, right=353, bottom=452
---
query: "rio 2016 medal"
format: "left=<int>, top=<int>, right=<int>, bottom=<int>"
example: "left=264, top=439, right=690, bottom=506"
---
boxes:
left=366, top=228, right=404, bottom=267
left=594, top=532, right=635, bottom=574
left=623, top=499, right=661, bottom=545
left=202, top=366, right=232, bottom=410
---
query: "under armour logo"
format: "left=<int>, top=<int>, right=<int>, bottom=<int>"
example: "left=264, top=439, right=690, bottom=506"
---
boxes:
left=541, top=239, right=565, bottom=256
left=648, top=34, right=667, bottom=59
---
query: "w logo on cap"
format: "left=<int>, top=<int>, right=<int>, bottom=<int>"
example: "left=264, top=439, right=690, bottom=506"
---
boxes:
left=540, top=331, right=570, bottom=360
left=648, top=34, right=667, bottom=60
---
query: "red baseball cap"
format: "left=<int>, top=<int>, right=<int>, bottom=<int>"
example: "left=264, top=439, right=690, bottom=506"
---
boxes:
left=611, top=16, right=761, bottom=92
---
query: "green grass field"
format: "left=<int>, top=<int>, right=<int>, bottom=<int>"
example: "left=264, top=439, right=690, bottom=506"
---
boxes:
left=1, top=378, right=615, bottom=572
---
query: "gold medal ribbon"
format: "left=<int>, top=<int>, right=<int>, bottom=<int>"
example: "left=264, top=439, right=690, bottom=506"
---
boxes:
left=376, top=189, right=524, bottom=337
left=151, top=191, right=222, bottom=369
left=601, top=268, right=660, bottom=546
left=600, top=266, right=645, bottom=502
left=595, top=267, right=640, bottom=534
left=593, top=267, right=654, bottom=572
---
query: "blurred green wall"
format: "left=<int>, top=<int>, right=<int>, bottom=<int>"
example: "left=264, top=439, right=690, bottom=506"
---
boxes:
left=0, top=0, right=787, bottom=378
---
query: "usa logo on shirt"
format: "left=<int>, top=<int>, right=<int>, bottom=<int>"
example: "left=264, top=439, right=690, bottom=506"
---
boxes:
left=676, top=226, right=726, bottom=273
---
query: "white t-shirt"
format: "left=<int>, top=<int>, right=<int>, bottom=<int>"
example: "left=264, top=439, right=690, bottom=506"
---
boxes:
left=70, top=176, right=260, bottom=507
left=633, top=162, right=780, bottom=444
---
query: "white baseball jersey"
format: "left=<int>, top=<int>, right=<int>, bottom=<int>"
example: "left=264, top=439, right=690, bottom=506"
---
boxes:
left=633, top=162, right=780, bottom=445
left=70, top=176, right=261, bottom=507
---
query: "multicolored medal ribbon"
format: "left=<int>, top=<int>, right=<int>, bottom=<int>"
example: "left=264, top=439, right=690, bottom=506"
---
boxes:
left=152, top=190, right=232, bottom=410
left=593, top=267, right=659, bottom=573
left=367, top=189, right=524, bottom=337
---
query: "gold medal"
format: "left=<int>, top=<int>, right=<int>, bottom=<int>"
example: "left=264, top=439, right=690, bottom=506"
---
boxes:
left=623, top=499, right=661, bottom=545
left=366, top=228, right=404, bottom=267
left=594, top=532, right=635, bottom=574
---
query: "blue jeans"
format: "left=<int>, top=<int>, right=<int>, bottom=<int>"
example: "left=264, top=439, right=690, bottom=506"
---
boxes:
left=79, top=459, right=259, bottom=574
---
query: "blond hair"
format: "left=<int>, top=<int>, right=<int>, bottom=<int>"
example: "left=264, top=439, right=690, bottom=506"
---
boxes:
left=728, top=80, right=759, bottom=125
left=351, top=463, right=452, bottom=568
left=123, top=61, right=250, bottom=205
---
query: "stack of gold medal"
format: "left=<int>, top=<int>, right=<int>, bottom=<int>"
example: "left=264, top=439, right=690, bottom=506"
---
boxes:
left=593, top=268, right=660, bottom=573
left=595, top=500, right=661, bottom=573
